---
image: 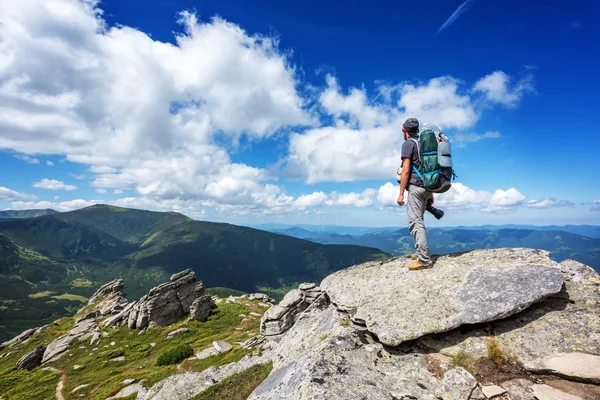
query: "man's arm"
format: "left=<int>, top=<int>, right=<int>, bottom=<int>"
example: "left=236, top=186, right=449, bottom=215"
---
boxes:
left=397, top=158, right=411, bottom=206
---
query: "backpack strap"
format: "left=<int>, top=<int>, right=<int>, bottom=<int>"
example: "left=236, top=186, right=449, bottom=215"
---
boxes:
left=408, top=136, right=424, bottom=180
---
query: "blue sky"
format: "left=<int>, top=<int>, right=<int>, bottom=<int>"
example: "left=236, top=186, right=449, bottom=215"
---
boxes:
left=0, top=0, right=599, bottom=226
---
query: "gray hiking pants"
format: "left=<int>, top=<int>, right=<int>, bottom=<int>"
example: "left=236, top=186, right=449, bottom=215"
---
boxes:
left=407, top=185, right=433, bottom=265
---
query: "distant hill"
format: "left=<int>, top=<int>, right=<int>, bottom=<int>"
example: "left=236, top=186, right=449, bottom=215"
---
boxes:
left=257, top=223, right=600, bottom=238
left=269, top=226, right=600, bottom=272
left=0, top=209, right=59, bottom=219
left=0, top=205, right=389, bottom=339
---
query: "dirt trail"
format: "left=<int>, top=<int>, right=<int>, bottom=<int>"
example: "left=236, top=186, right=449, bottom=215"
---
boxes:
left=41, top=367, right=65, bottom=400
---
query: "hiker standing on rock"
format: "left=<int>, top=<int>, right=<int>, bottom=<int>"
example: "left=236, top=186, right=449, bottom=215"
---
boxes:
left=397, top=118, right=434, bottom=270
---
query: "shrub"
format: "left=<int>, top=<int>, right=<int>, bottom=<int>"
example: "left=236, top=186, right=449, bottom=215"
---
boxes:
left=156, top=344, right=193, bottom=366
left=486, top=336, right=507, bottom=367
left=101, top=348, right=125, bottom=359
left=450, top=350, right=475, bottom=373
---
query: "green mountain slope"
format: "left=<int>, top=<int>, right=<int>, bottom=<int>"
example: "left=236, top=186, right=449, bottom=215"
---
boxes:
left=0, top=206, right=389, bottom=340
left=0, top=209, right=59, bottom=219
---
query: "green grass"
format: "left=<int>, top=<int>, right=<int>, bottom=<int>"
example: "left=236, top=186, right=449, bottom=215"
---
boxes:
left=52, top=293, right=88, bottom=302
left=0, top=368, right=60, bottom=400
left=71, top=278, right=93, bottom=288
left=191, top=362, right=273, bottom=400
left=156, top=344, right=193, bottom=366
left=450, top=350, right=475, bottom=374
left=0, top=299, right=266, bottom=400
left=28, top=291, right=54, bottom=299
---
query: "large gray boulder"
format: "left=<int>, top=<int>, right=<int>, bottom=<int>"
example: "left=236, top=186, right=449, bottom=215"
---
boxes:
left=418, top=259, right=600, bottom=383
left=189, top=295, right=214, bottom=322
left=321, top=248, right=564, bottom=346
left=16, top=346, right=45, bottom=370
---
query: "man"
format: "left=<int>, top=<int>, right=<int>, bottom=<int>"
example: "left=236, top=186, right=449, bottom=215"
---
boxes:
left=397, top=118, right=434, bottom=270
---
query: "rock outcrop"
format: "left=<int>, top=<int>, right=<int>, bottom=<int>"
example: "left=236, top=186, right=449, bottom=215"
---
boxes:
left=42, top=319, right=96, bottom=364
left=85, top=278, right=127, bottom=315
left=16, top=345, right=45, bottom=370
left=249, top=248, right=600, bottom=400
left=102, top=269, right=210, bottom=330
left=321, top=248, right=564, bottom=346
left=260, top=283, right=323, bottom=336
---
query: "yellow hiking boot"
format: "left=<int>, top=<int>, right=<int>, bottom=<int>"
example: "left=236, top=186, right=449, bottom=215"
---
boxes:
left=410, top=253, right=418, bottom=260
left=408, top=260, right=433, bottom=271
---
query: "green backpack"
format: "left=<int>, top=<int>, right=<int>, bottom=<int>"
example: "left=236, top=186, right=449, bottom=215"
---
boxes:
left=409, top=124, right=455, bottom=193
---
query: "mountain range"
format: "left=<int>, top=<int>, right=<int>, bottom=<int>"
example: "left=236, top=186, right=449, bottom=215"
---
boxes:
left=264, top=226, right=600, bottom=273
left=0, top=205, right=387, bottom=340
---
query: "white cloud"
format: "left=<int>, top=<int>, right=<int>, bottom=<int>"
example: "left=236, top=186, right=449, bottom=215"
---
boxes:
left=482, top=188, right=526, bottom=213
left=526, top=198, right=574, bottom=209
left=473, top=71, right=534, bottom=108
left=113, top=189, right=123, bottom=195
left=293, top=192, right=328, bottom=208
left=377, top=182, right=399, bottom=207
left=325, top=189, right=375, bottom=207
left=96, top=188, right=107, bottom=194
left=10, top=199, right=100, bottom=212
left=0, top=0, right=308, bottom=213
left=46, top=160, right=54, bottom=166
left=433, top=182, right=525, bottom=213
left=32, top=179, right=77, bottom=191
left=590, top=199, right=600, bottom=212
left=287, top=73, right=526, bottom=184
left=14, top=154, right=40, bottom=164
left=0, top=186, right=36, bottom=201
left=454, top=131, right=501, bottom=146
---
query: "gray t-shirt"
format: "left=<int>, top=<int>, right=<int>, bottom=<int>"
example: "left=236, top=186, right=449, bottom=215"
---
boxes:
left=401, top=138, right=423, bottom=188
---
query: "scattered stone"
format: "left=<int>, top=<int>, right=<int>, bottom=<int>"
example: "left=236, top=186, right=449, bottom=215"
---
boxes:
left=241, top=336, right=265, bottom=349
left=531, top=384, right=584, bottom=400
left=249, top=312, right=261, bottom=317
left=71, top=384, right=89, bottom=394
left=109, top=356, right=125, bottom=362
left=195, top=347, right=218, bottom=360
left=101, top=332, right=109, bottom=338
left=73, top=364, right=84, bottom=370
left=122, top=378, right=136, bottom=385
left=166, top=328, right=191, bottom=340
left=110, top=341, right=115, bottom=346
left=226, top=295, right=238, bottom=304
left=434, top=367, right=478, bottom=400
left=213, top=340, right=233, bottom=353
left=239, top=314, right=247, bottom=318
left=16, top=346, right=45, bottom=371
left=90, top=332, right=100, bottom=346
left=1, top=328, right=36, bottom=350
left=321, top=249, right=564, bottom=346
left=257, top=302, right=270, bottom=308
left=527, top=353, right=600, bottom=384
left=299, top=282, right=316, bottom=291
left=481, top=385, right=507, bottom=399
left=138, top=329, right=146, bottom=336
left=249, top=293, right=269, bottom=301
left=149, top=343, right=156, bottom=347
left=106, top=383, right=148, bottom=400
left=189, top=295, right=214, bottom=322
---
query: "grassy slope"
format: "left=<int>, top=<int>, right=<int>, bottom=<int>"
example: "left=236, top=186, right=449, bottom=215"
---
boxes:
left=0, top=206, right=389, bottom=339
left=0, top=298, right=269, bottom=400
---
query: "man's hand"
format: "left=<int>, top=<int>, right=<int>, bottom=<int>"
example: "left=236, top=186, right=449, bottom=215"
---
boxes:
left=397, top=194, right=405, bottom=206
